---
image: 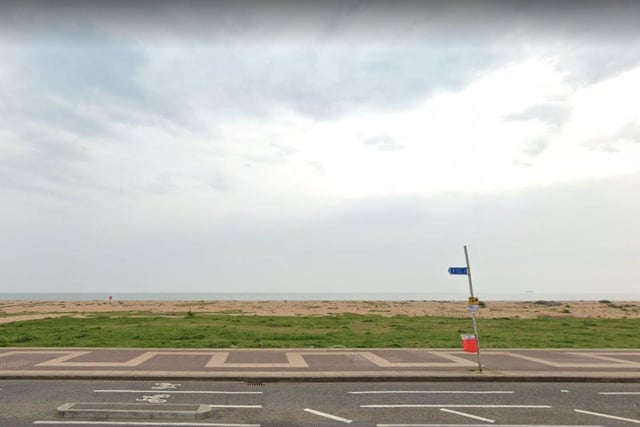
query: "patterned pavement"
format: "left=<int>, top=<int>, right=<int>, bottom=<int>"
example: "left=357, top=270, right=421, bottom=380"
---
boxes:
left=1, top=348, right=639, bottom=380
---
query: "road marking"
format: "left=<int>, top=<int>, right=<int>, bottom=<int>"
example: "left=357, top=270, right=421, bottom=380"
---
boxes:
left=363, top=404, right=552, bottom=408
left=136, top=394, right=170, bottom=403
left=350, top=390, right=514, bottom=395
left=94, top=389, right=262, bottom=394
left=209, top=405, right=262, bottom=408
left=377, top=425, right=603, bottom=427
left=495, top=351, right=640, bottom=368
left=152, top=382, right=181, bottom=390
left=304, top=408, right=353, bottom=423
left=34, top=422, right=260, bottom=426
left=598, top=391, right=640, bottom=395
left=575, top=408, right=640, bottom=424
left=440, top=408, right=495, bottom=423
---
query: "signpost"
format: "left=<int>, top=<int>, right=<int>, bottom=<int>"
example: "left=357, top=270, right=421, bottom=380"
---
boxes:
left=449, top=245, right=482, bottom=372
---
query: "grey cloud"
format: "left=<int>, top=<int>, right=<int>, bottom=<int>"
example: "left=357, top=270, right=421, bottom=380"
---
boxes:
left=2, top=26, right=196, bottom=140
left=3, top=0, right=640, bottom=203
left=585, top=140, right=619, bottom=154
left=276, top=45, right=506, bottom=119
left=505, top=103, right=572, bottom=127
left=362, top=135, right=405, bottom=151
left=551, top=45, right=640, bottom=86
left=2, top=162, right=640, bottom=295
left=0, top=125, right=88, bottom=199
left=521, top=138, right=550, bottom=157
left=4, top=1, right=639, bottom=43
left=5, top=1, right=639, bottom=124
left=0, top=28, right=201, bottom=199
left=142, top=172, right=231, bottom=195
left=176, top=44, right=508, bottom=121
left=585, top=121, right=640, bottom=152
left=0, top=2, right=514, bottom=122
left=614, top=121, right=640, bottom=144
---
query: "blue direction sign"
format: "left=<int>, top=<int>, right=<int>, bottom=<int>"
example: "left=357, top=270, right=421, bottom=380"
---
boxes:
left=448, top=267, right=468, bottom=275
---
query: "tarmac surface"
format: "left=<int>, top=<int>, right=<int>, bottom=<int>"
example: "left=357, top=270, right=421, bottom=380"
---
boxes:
left=1, top=347, right=639, bottom=382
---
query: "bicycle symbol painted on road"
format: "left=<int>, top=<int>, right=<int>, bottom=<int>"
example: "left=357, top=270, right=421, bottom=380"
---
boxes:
left=136, top=394, right=171, bottom=403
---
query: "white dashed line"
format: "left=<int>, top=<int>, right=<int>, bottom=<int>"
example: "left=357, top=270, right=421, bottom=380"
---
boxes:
left=362, top=404, right=552, bottom=409
left=350, top=390, right=514, bottom=395
left=440, top=408, right=495, bottom=423
left=34, top=422, right=260, bottom=426
left=304, top=408, right=353, bottom=423
left=94, top=389, right=262, bottom=395
left=377, top=425, right=602, bottom=427
left=598, top=391, right=640, bottom=395
left=575, top=408, right=640, bottom=424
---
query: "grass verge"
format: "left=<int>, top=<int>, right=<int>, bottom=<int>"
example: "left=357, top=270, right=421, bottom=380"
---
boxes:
left=0, top=313, right=638, bottom=348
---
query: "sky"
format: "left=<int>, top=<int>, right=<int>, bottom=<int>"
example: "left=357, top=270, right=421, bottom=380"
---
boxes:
left=1, top=1, right=639, bottom=298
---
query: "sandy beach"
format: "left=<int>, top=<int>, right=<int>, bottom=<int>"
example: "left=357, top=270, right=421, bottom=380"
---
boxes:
left=1, top=299, right=639, bottom=324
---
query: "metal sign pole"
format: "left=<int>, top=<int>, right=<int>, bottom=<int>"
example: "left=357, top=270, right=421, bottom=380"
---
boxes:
left=464, top=245, right=482, bottom=372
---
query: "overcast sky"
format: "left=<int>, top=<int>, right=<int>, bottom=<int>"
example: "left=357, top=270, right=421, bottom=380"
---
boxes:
left=1, top=1, right=639, bottom=298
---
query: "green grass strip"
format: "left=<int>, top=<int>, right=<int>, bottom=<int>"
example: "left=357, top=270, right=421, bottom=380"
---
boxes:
left=0, top=314, right=638, bottom=348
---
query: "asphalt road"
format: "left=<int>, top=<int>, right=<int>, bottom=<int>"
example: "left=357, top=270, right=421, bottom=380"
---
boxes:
left=1, top=380, right=638, bottom=426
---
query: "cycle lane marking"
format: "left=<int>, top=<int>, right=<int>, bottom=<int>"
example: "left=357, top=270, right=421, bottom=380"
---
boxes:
left=440, top=408, right=495, bottom=423
left=34, top=421, right=260, bottom=426
left=575, top=408, right=640, bottom=424
left=94, top=389, right=262, bottom=395
left=362, top=404, right=551, bottom=408
left=350, top=391, right=514, bottom=395
left=304, top=408, right=353, bottom=423
left=376, top=424, right=602, bottom=427
left=598, top=391, right=640, bottom=395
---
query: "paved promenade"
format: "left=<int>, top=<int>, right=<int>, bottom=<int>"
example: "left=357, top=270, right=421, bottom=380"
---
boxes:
left=1, top=348, right=639, bottom=381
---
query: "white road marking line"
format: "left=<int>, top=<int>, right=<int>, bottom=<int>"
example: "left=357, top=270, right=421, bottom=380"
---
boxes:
left=440, top=408, right=495, bottom=423
left=304, top=408, right=353, bottom=423
left=209, top=405, right=262, bottom=408
left=598, top=391, right=640, bottom=395
left=34, top=422, right=260, bottom=426
left=377, top=425, right=602, bottom=427
left=94, top=389, right=262, bottom=394
left=363, top=404, right=552, bottom=408
left=575, top=408, right=640, bottom=424
left=350, top=390, right=514, bottom=395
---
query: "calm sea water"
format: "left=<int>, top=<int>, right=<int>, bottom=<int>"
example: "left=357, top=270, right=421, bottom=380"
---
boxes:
left=0, top=292, right=637, bottom=301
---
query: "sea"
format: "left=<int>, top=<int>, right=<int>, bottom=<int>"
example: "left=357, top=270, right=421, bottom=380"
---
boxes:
left=0, top=292, right=638, bottom=301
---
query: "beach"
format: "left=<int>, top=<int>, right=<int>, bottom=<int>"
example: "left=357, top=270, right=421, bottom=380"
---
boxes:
left=1, top=299, right=639, bottom=324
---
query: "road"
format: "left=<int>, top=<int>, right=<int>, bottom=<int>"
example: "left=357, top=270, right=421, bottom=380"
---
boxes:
left=1, top=380, right=638, bottom=426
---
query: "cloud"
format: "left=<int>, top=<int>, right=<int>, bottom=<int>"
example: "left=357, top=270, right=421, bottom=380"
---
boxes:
left=0, top=2, right=515, bottom=123
left=615, top=121, right=640, bottom=144
left=585, top=120, right=640, bottom=152
left=520, top=138, right=550, bottom=158
left=145, top=44, right=507, bottom=122
left=3, top=172, right=639, bottom=294
left=4, top=1, right=639, bottom=127
left=362, top=135, right=404, bottom=151
left=505, top=103, right=572, bottom=127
